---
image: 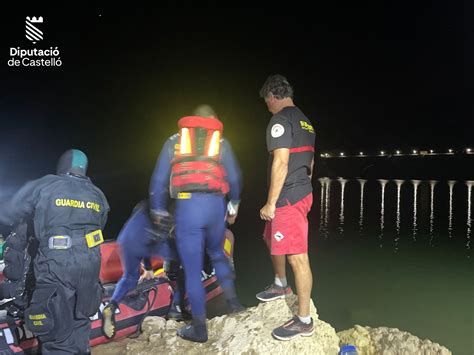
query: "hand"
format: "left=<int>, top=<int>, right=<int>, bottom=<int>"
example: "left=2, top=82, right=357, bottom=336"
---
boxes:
left=226, top=214, right=237, bottom=225
left=226, top=200, right=240, bottom=225
left=260, top=203, right=276, bottom=221
left=140, top=270, right=155, bottom=282
left=150, top=209, right=174, bottom=232
left=150, top=209, right=170, bottom=225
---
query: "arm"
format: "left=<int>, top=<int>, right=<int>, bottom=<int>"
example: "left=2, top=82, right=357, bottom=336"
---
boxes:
left=0, top=177, right=47, bottom=226
left=260, top=148, right=289, bottom=220
left=221, top=139, right=242, bottom=202
left=267, top=148, right=290, bottom=206
left=221, top=139, right=242, bottom=224
left=149, top=138, right=174, bottom=212
left=309, top=157, right=314, bottom=181
left=260, top=116, right=292, bottom=221
left=140, top=257, right=155, bottom=280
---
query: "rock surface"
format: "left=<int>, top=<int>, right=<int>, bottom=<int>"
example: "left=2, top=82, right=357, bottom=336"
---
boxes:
left=337, top=324, right=452, bottom=355
left=92, top=295, right=340, bottom=355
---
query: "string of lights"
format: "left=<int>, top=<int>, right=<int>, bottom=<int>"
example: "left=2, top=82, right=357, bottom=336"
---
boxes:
left=320, top=148, right=473, bottom=158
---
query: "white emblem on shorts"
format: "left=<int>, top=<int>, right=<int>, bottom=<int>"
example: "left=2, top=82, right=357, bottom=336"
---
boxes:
left=274, top=231, right=284, bottom=242
left=271, top=124, right=285, bottom=138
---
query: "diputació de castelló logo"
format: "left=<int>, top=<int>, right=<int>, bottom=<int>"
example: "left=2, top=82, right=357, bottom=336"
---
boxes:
left=8, top=16, right=62, bottom=67
left=25, top=16, right=43, bottom=44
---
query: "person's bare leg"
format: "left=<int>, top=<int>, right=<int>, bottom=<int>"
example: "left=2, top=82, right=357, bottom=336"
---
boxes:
left=287, top=253, right=312, bottom=317
left=265, top=239, right=286, bottom=280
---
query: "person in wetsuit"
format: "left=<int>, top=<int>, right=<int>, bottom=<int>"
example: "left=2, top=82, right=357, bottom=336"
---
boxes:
left=0, top=149, right=109, bottom=354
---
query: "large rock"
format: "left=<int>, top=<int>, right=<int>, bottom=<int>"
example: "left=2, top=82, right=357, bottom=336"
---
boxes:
left=92, top=295, right=340, bottom=354
left=337, top=325, right=452, bottom=355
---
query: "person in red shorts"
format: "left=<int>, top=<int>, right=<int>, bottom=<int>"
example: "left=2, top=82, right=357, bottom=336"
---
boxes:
left=257, top=74, right=315, bottom=341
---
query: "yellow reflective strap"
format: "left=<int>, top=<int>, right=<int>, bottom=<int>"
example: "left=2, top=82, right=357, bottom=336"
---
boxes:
left=177, top=192, right=192, bottom=199
left=29, top=313, right=47, bottom=320
left=179, top=128, right=192, bottom=155
left=207, top=130, right=220, bottom=156
left=85, top=229, right=104, bottom=248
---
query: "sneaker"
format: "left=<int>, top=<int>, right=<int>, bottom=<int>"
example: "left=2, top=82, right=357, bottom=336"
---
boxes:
left=256, top=284, right=293, bottom=302
left=101, top=303, right=117, bottom=339
left=177, top=323, right=208, bottom=343
left=272, top=316, right=315, bottom=341
left=167, top=303, right=184, bottom=321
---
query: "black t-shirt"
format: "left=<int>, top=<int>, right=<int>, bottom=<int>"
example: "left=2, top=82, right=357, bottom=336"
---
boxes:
left=266, top=106, right=315, bottom=207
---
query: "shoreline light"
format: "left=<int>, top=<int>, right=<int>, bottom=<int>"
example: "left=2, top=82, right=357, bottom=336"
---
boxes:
left=320, top=148, right=468, bottom=158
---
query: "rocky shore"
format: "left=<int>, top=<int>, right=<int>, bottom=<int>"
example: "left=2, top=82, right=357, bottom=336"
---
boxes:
left=92, top=296, right=452, bottom=355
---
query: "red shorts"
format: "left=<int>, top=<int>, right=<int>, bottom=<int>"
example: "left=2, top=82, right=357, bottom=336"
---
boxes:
left=263, top=193, right=313, bottom=255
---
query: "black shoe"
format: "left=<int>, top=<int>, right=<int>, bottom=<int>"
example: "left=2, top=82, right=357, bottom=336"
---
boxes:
left=167, top=303, right=184, bottom=321
left=177, top=323, right=208, bottom=343
left=102, top=303, right=117, bottom=339
left=272, top=316, right=315, bottom=341
left=256, top=284, right=293, bottom=302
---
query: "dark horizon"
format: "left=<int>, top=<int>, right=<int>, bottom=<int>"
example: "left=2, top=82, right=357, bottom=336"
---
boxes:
left=0, top=4, right=471, bottom=236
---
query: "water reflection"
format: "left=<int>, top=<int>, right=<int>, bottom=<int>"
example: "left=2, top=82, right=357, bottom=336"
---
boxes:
left=394, top=180, right=404, bottom=252
left=358, top=179, right=367, bottom=235
left=378, top=180, right=388, bottom=248
left=466, top=181, right=472, bottom=255
left=338, top=178, right=347, bottom=235
left=429, top=181, right=437, bottom=246
left=318, top=178, right=326, bottom=236
left=316, top=178, right=471, bottom=256
left=448, top=181, right=456, bottom=238
left=412, top=180, right=421, bottom=241
left=318, top=178, right=330, bottom=239
left=324, top=179, right=331, bottom=239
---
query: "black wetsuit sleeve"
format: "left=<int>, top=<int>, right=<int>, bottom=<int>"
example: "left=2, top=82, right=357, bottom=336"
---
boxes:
left=0, top=176, right=52, bottom=226
left=149, top=137, right=175, bottom=211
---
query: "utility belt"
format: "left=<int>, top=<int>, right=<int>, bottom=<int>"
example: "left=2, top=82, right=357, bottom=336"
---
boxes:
left=40, top=229, right=104, bottom=250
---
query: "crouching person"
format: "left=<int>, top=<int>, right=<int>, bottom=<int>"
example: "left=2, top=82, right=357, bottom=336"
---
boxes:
left=101, top=200, right=180, bottom=340
left=0, top=149, right=110, bottom=354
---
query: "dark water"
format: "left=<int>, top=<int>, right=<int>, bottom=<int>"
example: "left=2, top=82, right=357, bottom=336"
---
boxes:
left=233, top=178, right=473, bottom=355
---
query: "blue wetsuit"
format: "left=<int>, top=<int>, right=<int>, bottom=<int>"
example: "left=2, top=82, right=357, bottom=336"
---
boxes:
left=111, top=202, right=178, bottom=304
left=150, top=134, right=242, bottom=319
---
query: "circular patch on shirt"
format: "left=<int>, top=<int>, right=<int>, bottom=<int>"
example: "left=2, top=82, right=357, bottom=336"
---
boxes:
left=271, top=124, right=285, bottom=138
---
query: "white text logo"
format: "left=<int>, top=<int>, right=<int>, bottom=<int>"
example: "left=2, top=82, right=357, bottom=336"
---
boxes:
left=7, top=16, right=62, bottom=68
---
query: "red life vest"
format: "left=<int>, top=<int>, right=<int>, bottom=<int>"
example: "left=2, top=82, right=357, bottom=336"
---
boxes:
left=170, top=116, right=230, bottom=198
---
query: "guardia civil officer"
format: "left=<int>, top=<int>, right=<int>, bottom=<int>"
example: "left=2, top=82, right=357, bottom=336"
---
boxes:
left=0, top=149, right=109, bottom=354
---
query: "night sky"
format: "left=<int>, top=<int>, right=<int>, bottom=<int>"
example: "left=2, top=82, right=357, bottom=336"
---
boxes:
left=0, top=4, right=471, bottom=236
